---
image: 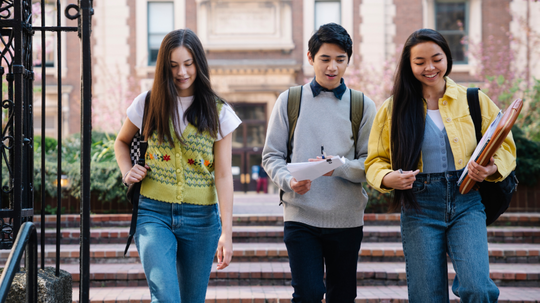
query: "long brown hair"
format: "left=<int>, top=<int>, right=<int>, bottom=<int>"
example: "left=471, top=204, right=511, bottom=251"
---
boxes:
left=389, top=28, right=453, bottom=211
left=143, top=29, right=222, bottom=145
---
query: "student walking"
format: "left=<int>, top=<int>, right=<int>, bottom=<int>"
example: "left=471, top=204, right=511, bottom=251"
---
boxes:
left=262, top=23, right=376, bottom=302
left=114, top=29, right=241, bottom=302
left=365, top=28, right=516, bottom=303
left=256, top=165, right=268, bottom=193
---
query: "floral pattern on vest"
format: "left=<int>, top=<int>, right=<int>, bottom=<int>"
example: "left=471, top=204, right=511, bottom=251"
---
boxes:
left=140, top=103, right=223, bottom=205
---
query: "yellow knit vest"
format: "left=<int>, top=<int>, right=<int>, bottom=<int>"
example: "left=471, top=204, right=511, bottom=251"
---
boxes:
left=140, top=104, right=222, bottom=205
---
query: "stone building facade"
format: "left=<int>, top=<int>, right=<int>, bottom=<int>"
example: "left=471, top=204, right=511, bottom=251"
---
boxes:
left=36, top=0, right=540, bottom=191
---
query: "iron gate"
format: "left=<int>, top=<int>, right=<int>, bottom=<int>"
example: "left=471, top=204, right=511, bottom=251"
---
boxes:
left=0, top=0, right=93, bottom=302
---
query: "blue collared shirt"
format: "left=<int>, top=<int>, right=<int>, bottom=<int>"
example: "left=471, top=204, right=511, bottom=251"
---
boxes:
left=310, top=78, right=347, bottom=100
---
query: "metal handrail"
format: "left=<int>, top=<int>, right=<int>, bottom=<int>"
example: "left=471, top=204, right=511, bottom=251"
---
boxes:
left=0, top=222, right=38, bottom=303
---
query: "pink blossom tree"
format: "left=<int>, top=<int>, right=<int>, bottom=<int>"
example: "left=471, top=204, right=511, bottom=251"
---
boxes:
left=91, top=63, right=142, bottom=134
left=32, top=1, right=56, bottom=81
left=467, top=0, right=540, bottom=140
left=346, top=53, right=398, bottom=109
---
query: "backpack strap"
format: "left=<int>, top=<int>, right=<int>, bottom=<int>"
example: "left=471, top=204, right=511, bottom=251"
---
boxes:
left=140, top=90, right=151, bottom=140
left=280, top=86, right=303, bottom=204
left=350, top=89, right=364, bottom=159
left=124, top=90, right=151, bottom=256
left=286, top=86, right=303, bottom=163
left=466, top=87, right=482, bottom=144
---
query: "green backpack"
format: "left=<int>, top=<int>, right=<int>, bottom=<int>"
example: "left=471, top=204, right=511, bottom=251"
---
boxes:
left=280, top=85, right=364, bottom=203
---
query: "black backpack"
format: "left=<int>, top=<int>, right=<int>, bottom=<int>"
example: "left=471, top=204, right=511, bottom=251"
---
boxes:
left=466, top=88, right=519, bottom=226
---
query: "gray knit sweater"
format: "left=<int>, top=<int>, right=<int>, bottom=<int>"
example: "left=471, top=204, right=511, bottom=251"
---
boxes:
left=262, top=83, right=376, bottom=228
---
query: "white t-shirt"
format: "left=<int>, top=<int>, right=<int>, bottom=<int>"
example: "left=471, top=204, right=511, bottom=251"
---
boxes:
left=427, top=109, right=445, bottom=131
left=126, top=91, right=242, bottom=141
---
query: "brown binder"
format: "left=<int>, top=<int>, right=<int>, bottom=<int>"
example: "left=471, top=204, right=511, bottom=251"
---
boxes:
left=459, top=98, right=523, bottom=195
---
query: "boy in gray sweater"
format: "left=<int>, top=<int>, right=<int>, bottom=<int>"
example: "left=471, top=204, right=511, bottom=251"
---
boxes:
left=262, top=23, right=376, bottom=302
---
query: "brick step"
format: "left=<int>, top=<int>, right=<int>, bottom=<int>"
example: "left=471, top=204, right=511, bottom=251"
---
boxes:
left=33, top=212, right=540, bottom=228
left=37, top=226, right=540, bottom=244
left=61, top=262, right=540, bottom=288
left=37, top=226, right=284, bottom=245
left=33, top=214, right=285, bottom=228
left=13, top=242, right=540, bottom=264
left=71, top=285, right=540, bottom=303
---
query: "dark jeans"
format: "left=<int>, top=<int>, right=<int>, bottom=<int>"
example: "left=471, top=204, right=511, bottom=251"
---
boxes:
left=283, top=221, right=363, bottom=303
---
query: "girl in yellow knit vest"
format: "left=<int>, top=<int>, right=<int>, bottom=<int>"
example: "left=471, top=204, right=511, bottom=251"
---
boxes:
left=114, top=29, right=241, bottom=302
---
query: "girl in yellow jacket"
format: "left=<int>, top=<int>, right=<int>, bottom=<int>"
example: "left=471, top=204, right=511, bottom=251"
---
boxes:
left=365, top=29, right=516, bottom=303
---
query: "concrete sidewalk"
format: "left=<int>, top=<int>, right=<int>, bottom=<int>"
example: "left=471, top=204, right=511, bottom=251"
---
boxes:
left=232, top=193, right=282, bottom=215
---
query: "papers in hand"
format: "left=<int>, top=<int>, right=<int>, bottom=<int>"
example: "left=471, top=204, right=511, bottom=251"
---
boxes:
left=457, top=111, right=503, bottom=186
left=287, top=156, right=346, bottom=181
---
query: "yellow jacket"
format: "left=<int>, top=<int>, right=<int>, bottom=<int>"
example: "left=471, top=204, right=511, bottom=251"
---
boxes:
left=365, top=77, right=517, bottom=193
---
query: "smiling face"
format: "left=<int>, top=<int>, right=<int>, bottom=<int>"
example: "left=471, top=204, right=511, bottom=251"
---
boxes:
left=410, top=41, right=448, bottom=90
left=308, top=43, right=349, bottom=90
left=170, top=46, right=197, bottom=97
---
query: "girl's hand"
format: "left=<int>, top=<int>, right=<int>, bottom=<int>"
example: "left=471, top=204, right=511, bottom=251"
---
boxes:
left=467, top=157, right=497, bottom=183
left=216, top=232, right=232, bottom=270
left=382, top=169, right=420, bottom=190
left=124, top=164, right=150, bottom=185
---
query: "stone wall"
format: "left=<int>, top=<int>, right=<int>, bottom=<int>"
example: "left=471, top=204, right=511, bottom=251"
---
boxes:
left=1, top=267, right=72, bottom=303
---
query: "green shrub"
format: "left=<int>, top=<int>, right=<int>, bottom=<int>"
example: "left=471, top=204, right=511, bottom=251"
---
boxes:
left=44, top=205, right=65, bottom=215
left=519, top=78, right=540, bottom=142
left=32, top=131, right=127, bottom=204
left=364, top=183, right=392, bottom=213
left=513, top=125, right=540, bottom=187
left=34, top=135, right=58, bottom=153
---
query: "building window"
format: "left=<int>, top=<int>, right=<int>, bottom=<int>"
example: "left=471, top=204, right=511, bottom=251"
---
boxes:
left=315, top=0, right=341, bottom=30
left=147, top=1, right=174, bottom=65
left=435, top=0, right=468, bottom=64
left=33, top=2, right=55, bottom=68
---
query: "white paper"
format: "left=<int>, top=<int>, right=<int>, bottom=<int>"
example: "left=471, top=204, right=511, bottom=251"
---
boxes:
left=287, top=156, right=346, bottom=181
left=457, top=111, right=502, bottom=185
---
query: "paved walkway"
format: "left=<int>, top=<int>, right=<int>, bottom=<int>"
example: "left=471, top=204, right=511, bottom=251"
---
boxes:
left=72, top=286, right=540, bottom=303
left=232, top=193, right=283, bottom=215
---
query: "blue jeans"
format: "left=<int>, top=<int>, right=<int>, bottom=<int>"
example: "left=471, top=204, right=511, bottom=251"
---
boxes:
left=135, top=197, right=221, bottom=303
left=283, top=221, right=363, bottom=303
left=401, top=171, right=499, bottom=303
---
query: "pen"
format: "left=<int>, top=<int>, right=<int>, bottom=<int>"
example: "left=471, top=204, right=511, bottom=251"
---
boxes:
left=399, top=169, right=403, bottom=174
left=321, top=145, right=326, bottom=159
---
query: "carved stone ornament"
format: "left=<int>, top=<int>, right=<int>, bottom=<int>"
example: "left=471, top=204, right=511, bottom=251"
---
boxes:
left=196, top=0, right=294, bottom=51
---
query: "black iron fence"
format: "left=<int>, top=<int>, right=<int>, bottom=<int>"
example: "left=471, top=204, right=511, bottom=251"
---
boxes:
left=0, top=0, right=34, bottom=251
left=0, top=0, right=92, bottom=302
left=0, top=222, right=37, bottom=302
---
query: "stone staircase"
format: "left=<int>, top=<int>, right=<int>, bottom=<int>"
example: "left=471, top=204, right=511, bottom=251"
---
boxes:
left=20, top=194, right=540, bottom=302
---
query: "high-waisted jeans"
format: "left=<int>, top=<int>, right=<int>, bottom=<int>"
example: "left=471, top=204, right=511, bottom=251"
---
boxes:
left=135, top=196, right=221, bottom=303
left=401, top=170, right=499, bottom=303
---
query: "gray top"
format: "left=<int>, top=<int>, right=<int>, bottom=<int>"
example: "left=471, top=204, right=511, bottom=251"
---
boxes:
left=262, top=82, right=377, bottom=228
left=422, top=114, right=456, bottom=173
